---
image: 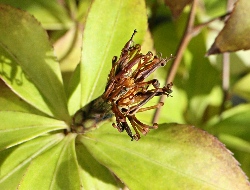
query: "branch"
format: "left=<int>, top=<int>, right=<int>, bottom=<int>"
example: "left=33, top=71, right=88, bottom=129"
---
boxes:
left=152, top=0, right=198, bottom=123
left=220, top=0, right=235, bottom=114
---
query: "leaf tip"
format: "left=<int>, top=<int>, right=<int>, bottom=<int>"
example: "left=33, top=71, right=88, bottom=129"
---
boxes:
left=206, top=42, right=222, bottom=56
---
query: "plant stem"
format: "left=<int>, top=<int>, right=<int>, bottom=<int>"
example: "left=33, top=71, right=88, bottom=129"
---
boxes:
left=220, top=0, right=234, bottom=114
left=72, top=96, right=113, bottom=133
left=152, top=0, right=198, bottom=123
left=192, top=12, right=231, bottom=35
left=220, top=53, right=230, bottom=114
left=152, top=0, right=233, bottom=123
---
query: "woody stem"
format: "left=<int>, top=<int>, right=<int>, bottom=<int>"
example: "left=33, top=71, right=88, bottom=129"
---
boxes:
left=152, top=0, right=198, bottom=123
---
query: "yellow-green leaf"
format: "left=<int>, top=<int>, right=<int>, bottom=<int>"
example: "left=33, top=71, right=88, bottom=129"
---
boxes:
left=207, top=0, right=250, bottom=55
left=80, top=123, right=250, bottom=189
left=0, top=111, right=68, bottom=150
left=0, top=4, right=70, bottom=121
left=79, top=0, right=147, bottom=107
left=0, top=133, right=64, bottom=189
left=18, top=134, right=80, bottom=190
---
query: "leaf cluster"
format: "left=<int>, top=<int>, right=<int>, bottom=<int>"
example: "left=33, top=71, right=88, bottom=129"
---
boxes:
left=0, top=0, right=250, bottom=189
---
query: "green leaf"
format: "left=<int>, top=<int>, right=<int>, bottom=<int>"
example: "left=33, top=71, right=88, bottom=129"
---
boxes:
left=207, top=0, right=250, bottom=55
left=219, top=134, right=250, bottom=153
left=0, top=131, right=119, bottom=189
left=80, top=123, right=250, bottom=189
left=79, top=0, right=147, bottom=107
left=184, top=31, right=221, bottom=98
left=232, top=148, right=250, bottom=179
left=203, top=0, right=227, bottom=17
left=233, top=73, right=250, bottom=101
left=67, top=64, right=81, bottom=116
left=0, top=79, right=44, bottom=115
left=17, top=134, right=81, bottom=190
left=153, top=21, right=179, bottom=57
left=75, top=139, right=119, bottom=189
left=205, top=104, right=250, bottom=182
left=0, top=42, right=54, bottom=117
left=135, top=87, right=187, bottom=125
left=77, top=0, right=92, bottom=22
left=0, top=111, right=68, bottom=150
left=206, top=104, right=250, bottom=141
left=158, top=87, right=187, bottom=123
left=0, top=0, right=72, bottom=30
left=55, top=27, right=81, bottom=74
left=0, top=5, right=70, bottom=121
left=0, top=133, right=64, bottom=189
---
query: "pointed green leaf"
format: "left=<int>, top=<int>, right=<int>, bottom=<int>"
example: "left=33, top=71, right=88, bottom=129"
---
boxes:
left=0, top=79, right=44, bottom=115
left=18, top=134, right=81, bottom=190
left=0, top=111, right=68, bottom=150
left=0, top=0, right=72, bottom=30
left=0, top=5, right=70, bottom=121
left=0, top=41, right=54, bottom=117
left=67, top=64, right=81, bottom=116
left=207, top=104, right=250, bottom=141
left=233, top=73, right=250, bottom=101
left=0, top=133, right=64, bottom=189
left=80, top=0, right=147, bottom=107
left=80, top=123, right=250, bottom=189
left=75, top=139, right=119, bottom=189
left=207, top=0, right=250, bottom=55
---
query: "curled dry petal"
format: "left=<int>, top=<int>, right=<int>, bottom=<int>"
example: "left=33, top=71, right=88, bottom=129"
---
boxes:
left=102, top=30, right=174, bottom=140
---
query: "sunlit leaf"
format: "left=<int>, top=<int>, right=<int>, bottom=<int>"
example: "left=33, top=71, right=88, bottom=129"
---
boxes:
left=55, top=27, right=82, bottom=74
left=0, top=133, right=64, bottom=189
left=0, top=79, right=44, bottom=115
left=0, top=111, right=68, bottom=150
left=0, top=0, right=72, bottom=30
left=79, top=0, right=147, bottom=108
left=158, top=87, right=187, bottom=123
left=203, top=0, right=227, bottom=17
left=206, top=104, right=250, bottom=141
left=18, top=134, right=80, bottom=190
left=67, top=64, right=81, bottom=116
left=136, top=87, right=187, bottom=125
left=207, top=0, right=250, bottom=55
left=219, top=134, right=250, bottom=153
left=0, top=5, right=70, bottom=121
left=205, top=104, right=250, bottom=182
left=141, top=29, right=156, bottom=54
left=80, top=123, right=250, bottom=189
left=75, top=139, right=119, bottom=189
left=164, top=0, right=193, bottom=18
left=232, top=148, right=250, bottom=180
left=76, top=0, right=92, bottom=23
left=0, top=42, right=54, bottom=117
left=233, top=73, right=250, bottom=101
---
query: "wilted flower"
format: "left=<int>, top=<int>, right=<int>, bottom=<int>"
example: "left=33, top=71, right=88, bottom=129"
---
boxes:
left=102, top=30, right=173, bottom=140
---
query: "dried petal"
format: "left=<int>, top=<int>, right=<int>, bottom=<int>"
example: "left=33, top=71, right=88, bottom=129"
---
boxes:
left=103, top=30, right=173, bottom=140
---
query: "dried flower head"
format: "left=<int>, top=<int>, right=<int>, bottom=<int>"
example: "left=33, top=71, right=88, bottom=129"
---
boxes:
left=102, top=30, right=173, bottom=141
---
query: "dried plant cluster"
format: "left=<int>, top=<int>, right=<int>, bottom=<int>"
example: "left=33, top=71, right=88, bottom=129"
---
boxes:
left=102, top=30, right=173, bottom=140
